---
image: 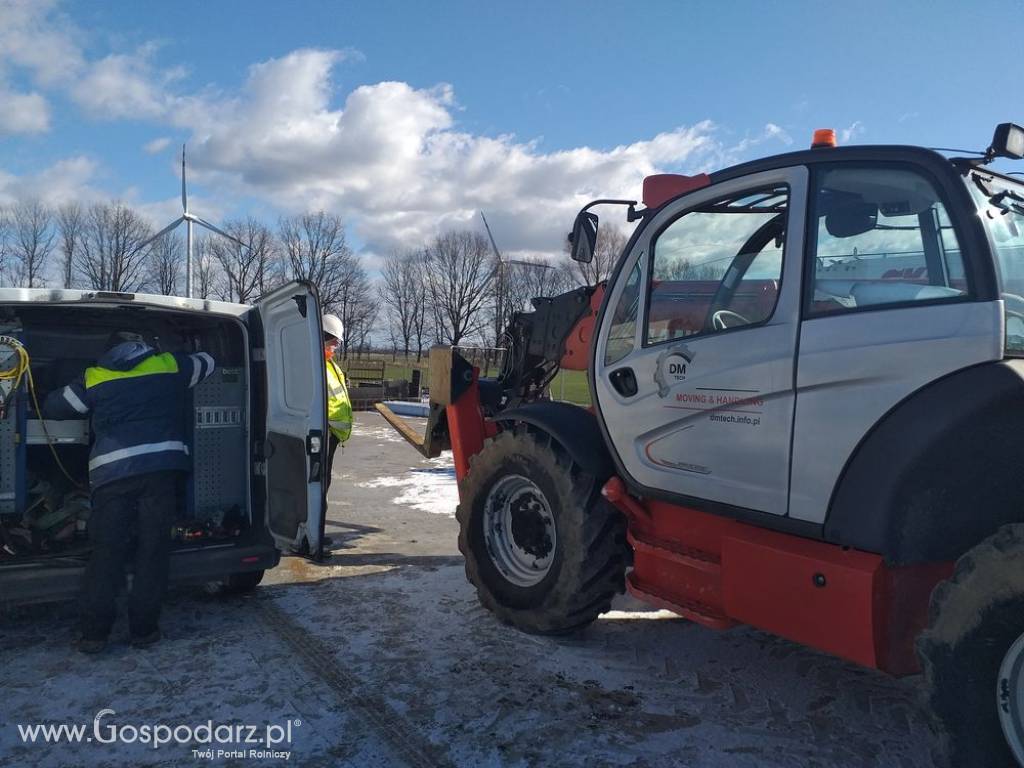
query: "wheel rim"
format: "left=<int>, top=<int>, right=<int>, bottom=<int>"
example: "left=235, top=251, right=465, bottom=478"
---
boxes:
left=998, top=632, right=1024, bottom=765
left=482, top=474, right=556, bottom=587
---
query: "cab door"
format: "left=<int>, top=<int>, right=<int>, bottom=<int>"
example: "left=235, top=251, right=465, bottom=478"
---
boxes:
left=252, top=280, right=327, bottom=557
left=789, top=163, right=1003, bottom=524
left=593, top=167, right=808, bottom=516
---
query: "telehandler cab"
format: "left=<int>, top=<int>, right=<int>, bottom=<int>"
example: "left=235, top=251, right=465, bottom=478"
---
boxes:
left=380, top=124, right=1024, bottom=766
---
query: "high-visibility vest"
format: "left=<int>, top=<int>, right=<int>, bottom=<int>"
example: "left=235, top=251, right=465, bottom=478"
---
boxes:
left=44, top=344, right=215, bottom=489
left=326, top=358, right=353, bottom=443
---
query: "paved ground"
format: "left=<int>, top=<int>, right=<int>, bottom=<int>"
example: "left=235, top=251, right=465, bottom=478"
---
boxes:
left=0, top=413, right=936, bottom=767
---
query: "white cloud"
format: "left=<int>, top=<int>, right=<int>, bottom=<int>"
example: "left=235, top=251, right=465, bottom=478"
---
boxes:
left=0, top=87, right=50, bottom=133
left=173, top=51, right=781, bottom=258
left=144, top=137, right=172, bottom=154
left=728, top=123, right=793, bottom=156
left=764, top=123, right=793, bottom=145
left=840, top=120, right=865, bottom=143
left=0, top=4, right=793, bottom=260
left=0, top=155, right=100, bottom=206
left=72, top=47, right=175, bottom=120
left=0, top=0, right=84, bottom=86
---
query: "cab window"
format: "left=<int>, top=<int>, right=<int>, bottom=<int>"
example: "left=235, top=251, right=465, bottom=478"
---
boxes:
left=808, top=167, right=967, bottom=316
left=645, top=186, right=787, bottom=345
left=604, top=261, right=641, bottom=366
left=968, top=172, right=1024, bottom=354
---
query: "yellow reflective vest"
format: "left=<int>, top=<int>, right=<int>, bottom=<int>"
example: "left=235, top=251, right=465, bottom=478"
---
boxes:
left=326, top=358, right=353, bottom=443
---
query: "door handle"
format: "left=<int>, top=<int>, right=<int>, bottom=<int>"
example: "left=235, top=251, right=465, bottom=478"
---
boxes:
left=307, top=430, right=324, bottom=482
left=609, top=367, right=638, bottom=397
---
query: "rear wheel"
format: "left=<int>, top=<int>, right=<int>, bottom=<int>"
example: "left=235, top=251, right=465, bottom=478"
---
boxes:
left=918, top=525, right=1024, bottom=767
left=456, top=427, right=626, bottom=634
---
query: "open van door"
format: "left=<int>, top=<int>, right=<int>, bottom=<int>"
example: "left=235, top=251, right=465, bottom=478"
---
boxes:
left=253, top=280, right=327, bottom=559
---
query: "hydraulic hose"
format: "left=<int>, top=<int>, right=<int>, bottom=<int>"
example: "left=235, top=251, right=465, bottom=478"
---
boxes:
left=0, top=335, right=87, bottom=490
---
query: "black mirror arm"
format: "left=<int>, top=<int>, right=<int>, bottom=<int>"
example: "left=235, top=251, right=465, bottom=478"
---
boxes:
left=580, top=198, right=639, bottom=217
left=568, top=198, right=643, bottom=246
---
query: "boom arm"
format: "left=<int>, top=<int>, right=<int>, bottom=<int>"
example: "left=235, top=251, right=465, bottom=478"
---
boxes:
left=376, top=282, right=605, bottom=461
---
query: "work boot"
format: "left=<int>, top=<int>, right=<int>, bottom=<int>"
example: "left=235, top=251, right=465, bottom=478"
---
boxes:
left=130, top=629, right=161, bottom=649
left=77, top=636, right=107, bottom=655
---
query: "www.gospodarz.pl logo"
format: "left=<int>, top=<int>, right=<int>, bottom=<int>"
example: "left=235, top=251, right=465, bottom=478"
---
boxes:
left=17, top=709, right=299, bottom=760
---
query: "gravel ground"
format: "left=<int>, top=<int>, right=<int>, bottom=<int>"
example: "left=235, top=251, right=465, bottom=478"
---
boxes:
left=0, top=413, right=935, bottom=767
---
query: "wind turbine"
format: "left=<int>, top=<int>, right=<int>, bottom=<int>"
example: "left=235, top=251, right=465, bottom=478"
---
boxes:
left=139, top=144, right=247, bottom=298
left=480, top=211, right=555, bottom=343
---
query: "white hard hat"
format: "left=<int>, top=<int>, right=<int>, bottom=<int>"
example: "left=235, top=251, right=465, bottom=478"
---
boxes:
left=322, top=314, right=344, bottom=341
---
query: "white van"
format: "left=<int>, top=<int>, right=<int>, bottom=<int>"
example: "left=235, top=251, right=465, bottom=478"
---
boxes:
left=0, top=281, right=328, bottom=604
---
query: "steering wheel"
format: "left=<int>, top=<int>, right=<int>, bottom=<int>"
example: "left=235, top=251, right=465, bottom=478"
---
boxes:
left=1003, top=293, right=1024, bottom=320
left=711, top=309, right=751, bottom=330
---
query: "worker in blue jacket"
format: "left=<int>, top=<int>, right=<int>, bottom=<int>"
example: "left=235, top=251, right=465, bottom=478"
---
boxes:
left=44, top=331, right=216, bottom=653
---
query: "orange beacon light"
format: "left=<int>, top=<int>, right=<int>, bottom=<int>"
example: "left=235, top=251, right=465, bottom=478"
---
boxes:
left=811, top=128, right=837, bottom=148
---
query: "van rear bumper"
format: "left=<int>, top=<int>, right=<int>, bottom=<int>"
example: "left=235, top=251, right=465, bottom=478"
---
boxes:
left=0, top=543, right=281, bottom=607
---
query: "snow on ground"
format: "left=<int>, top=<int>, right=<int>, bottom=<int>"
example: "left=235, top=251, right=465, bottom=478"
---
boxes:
left=0, top=413, right=937, bottom=767
left=273, top=564, right=934, bottom=768
left=0, top=566, right=935, bottom=768
left=352, top=416, right=459, bottom=518
left=354, top=421, right=409, bottom=445
left=356, top=457, right=458, bottom=518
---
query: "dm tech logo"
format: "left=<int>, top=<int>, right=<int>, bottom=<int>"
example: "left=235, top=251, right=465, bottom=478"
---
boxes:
left=654, top=344, right=695, bottom=398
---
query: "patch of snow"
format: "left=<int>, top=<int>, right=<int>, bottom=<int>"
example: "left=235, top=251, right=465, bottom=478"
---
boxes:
left=598, top=609, right=681, bottom=621
left=355, top=453, right=458, bottom=517
left=353, top=423, right=405, bottom=443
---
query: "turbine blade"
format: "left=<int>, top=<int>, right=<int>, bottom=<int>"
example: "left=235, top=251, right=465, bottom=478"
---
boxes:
left=138, top=217, right=185, bottom=250
left=181, top=144, right=187, bottom=214
left=194, top=216, right=248, bottom=249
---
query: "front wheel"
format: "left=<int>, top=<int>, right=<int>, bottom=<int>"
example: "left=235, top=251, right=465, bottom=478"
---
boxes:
left=918, top=525, right=1024, bottom=767
left=456, top=427, right=627, bottom=634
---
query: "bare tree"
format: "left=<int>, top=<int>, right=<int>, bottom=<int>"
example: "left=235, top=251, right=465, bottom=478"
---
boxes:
left=0, top=209, right=9, bottom=287
left=502, top=256, right=577, bottom=319
left=573, top=225, right=627, bottom=286
left=144, top=233, right=183, bottom=296
left=192, top=236, right=220, bottom=300
left=7, top=199, right=56, bottom=287
left=334, top=254, right=376, bottom=359
left=409, top=257, right=430, bottom=361
left=425, top=230, right=493, bottom=346
left=279, top=211, right=350, bottom=309
left=661, top=257, right=726, bottom=282
left=379, top=250, right=426, bottom=358
left=56, top=202, right=85, bottom=289
left=78, top=202, right=153, bottom=292
left=209, top=217, right=279, bottom=303
left=348, top=299, right=378, bottom=357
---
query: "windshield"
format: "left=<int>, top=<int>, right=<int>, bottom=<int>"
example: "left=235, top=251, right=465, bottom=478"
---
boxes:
left=969, top=171, right=1024, bottom=353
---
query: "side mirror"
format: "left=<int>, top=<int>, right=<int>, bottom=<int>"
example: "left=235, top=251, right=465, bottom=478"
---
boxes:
left=568, top=211, right=599, bottom=264
left=825, top=201, right=878, bottom=238
left=990, top=123, right=1024, bottom=161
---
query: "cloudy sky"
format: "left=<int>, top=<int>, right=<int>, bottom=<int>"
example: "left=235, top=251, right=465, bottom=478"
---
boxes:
left=0, top=0, right=1018, bottom=265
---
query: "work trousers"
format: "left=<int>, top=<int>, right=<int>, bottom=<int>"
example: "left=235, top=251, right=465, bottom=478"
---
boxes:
left=325, top=434, right=340, bottom=495
left=81, top=470, right=181, bottom=641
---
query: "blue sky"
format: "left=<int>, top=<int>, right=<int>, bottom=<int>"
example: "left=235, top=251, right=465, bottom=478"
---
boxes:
left=0, top=0, right=1020, bottom=260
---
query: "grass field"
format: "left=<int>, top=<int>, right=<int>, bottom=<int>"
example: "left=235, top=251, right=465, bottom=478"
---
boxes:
left=343, top=353, right=592, bottom=406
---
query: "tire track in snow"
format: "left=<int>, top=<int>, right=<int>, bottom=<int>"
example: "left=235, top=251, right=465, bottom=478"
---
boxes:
left=257, top=597, right=454, bottom=768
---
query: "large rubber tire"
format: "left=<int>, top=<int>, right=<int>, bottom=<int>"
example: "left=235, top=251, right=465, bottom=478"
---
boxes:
left=456, top=427, right=627, bottom=634
left=918, top=525, right=1024, bottom=767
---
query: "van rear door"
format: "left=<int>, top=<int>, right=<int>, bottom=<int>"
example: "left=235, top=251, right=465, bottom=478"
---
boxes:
left=252, top=280, right=327, bottom=558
